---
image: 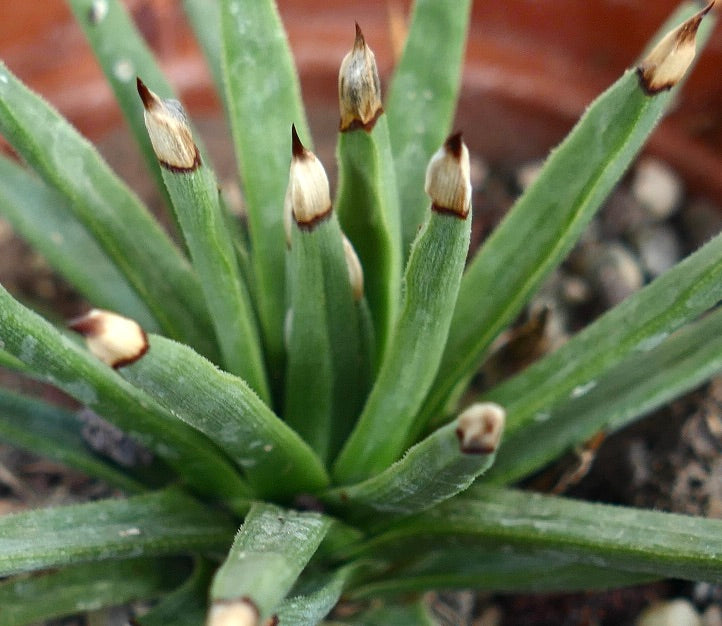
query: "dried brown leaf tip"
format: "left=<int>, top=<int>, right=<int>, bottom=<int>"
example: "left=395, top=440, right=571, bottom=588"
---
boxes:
left=455, top=402, right=506, bottom=454
left=208, top=598, right=260, bottom=626
left=287, top=125, right=332, bottom=230
left=637, top=1, right=715, bottom=95
left=339, top=23, right=384, bottom=132
left=69, top=309, right=148, bottom=368
left=342, top=234, right=364, bottom=301
left=425, top=132, right=472, bottom=219
left=136, top=77, right=201, bottom=172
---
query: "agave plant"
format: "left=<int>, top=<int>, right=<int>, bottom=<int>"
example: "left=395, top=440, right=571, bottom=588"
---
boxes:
left=0, top=1, right=721, bottom=624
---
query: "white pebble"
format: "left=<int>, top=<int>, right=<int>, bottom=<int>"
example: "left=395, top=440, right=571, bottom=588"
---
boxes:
left=634, top=224, right=681, bottom=277
left=631, top=158, right=683, bottom=221
left=636, top=599, right=701, bottom=626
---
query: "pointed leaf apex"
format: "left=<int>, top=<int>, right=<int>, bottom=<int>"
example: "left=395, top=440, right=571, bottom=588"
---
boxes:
left=637, top=2, right=715, bottom=95
left=286, top=137, right=332, bottom=229
left=445, top=131, right=464, bottom=159
left=291, top=124, right=306, bottom=159
left=136, top=79, right=200, bottom=171
left=339, top=22, right=383, bottom=132
left=69, top=309, right=148, bottom=368
left=136, top=77, right=157, bottom=111
left=354, top=22, right=365, bottom=48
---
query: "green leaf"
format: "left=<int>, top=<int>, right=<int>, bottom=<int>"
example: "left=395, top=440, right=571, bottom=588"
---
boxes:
left=285, top=213, right=364, bottom=463
left=0, top=487, right=235, bottom=577
left=220, top=0, right=311, bottom=376
left=386, top=0, right=472, bottom=253
left=349, top=546, right=657, bottom=597
left=66, top=0, right=189, bottom=216
left=0, top=388, right=147, bottom=493
left=0, top=284, right=250, bottom=502
left=336, top=116, right=403, bottom=361
left=0, top=556, right=190, bottom=626
left=417, top=3, right=717, bottom=437
left=0, top=155, right=157, bottom=330
left=334, top=206, right=471, bottom=484
left=486, top=227, right=722, bottom=441
left=122, top=334, right=329, bottom=499
left=487, top=306, right=722, bottom=484
left=276, top=565, right=357, bottom=626
left=136, top=558, right=214, bottom=626
left=182, top=0, right=224, bottom=105
left=352, top=486, right=722, bottom=585
left=210, top=503, right=332, bottom=622
left=0, top=62, right=217, bottom=357
left=331, top=598, right=437, bottom=625
left=139, top=80, right=269, bottom=399
left=323, top=413, right=499, bottom=518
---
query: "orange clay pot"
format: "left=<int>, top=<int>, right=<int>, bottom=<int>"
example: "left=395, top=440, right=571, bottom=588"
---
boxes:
left=1, top=0, right=721, bottom=199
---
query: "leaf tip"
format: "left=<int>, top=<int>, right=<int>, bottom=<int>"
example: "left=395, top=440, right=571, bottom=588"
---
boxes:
left=637, top=1, right=715, bottom=95
left=208, top=598, right=260, bottom=626
left=455, top=402, right=506, bottom=454
left=342, top=234, right=364, bottom=301
left=426, top=131, right=472, bottom=219
left=287, top=129, right=332, bottom=229
left=136, top=77, right=201, bottom=172
left=69, top=309, right=148, bottom=368
left=339, top=22, right=383, bottom=132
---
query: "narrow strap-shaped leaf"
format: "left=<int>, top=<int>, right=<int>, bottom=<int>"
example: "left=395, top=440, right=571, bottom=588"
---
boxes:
left=0, top=283, right=250, bottom=502
left=136, top=557, right=215, bottom=626
left=276, top=565, right=358, bottom=626
left=329, top=598, right=438, bottom=625
left=210, top=503, right=332, bottom=623
left=122, top=334, right=329, bottom=498
left=333, top=135, right=472, bottom=483
left=348, top=546, right=658, bottom=598
left=137, top=80, right=269, bottom=399
left=0, top=62, right=217, bottom=357
left=352, top=486, right=722, bottom=584
left=386, top=0, right=472, bottom=253
left=182, top=0, right=224, bottom=103
left=336, top=119, right=402, bottom=361
left=285, top=215, right=364, bottom=463
left=66, top=0, right=190, bottom=215
left=485, top=227, right=722, bottom=443
left=0, top=350, right=27, bottom=372
left=323, top=405, right=502, bottom=517
left=0, top=556, right=190, bottom=626
left=0, top=154, right=157, bottom=330
left=417, top=2, right=717, bottom=437
left=221, top=0, right=311, bottom=375
left=487, top=306, right=722, bottom=484
left=0, top=487, right=235, bottom=576
left=0, top=388, right=147, bottom=493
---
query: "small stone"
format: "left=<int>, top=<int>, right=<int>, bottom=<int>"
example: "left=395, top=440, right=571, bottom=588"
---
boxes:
left=636, top=599, right=701, bottom=626
left=516, top=159, right=543, bottom=191
left=601, top=188, right=647, bottom=237
left=560, top=274, right=591, bottom=306
left=634, top=224, right=681, bottom=277
left=584, top=242, right=644, bottom=307
left=631, top=158, right=683, bottom=221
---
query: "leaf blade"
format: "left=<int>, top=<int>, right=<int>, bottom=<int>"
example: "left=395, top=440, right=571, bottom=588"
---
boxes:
left=0, top=487, right=235, bottom=576
left=220, top=0, right=311, bottom=374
